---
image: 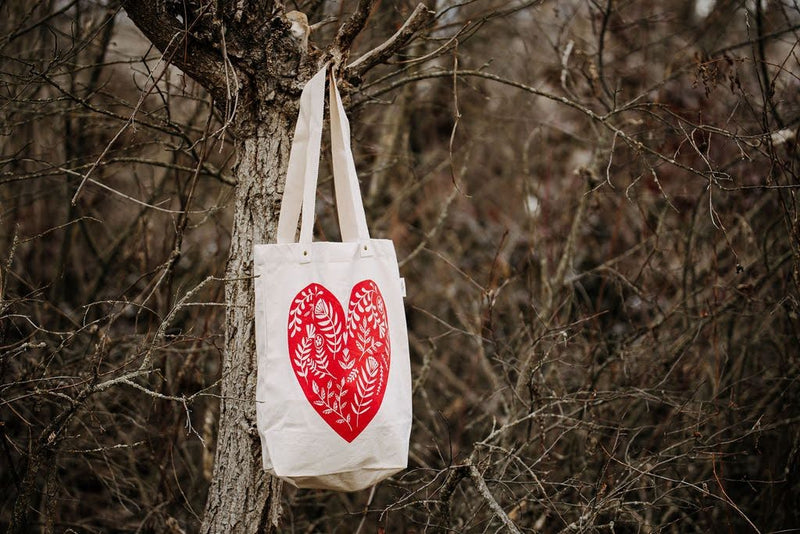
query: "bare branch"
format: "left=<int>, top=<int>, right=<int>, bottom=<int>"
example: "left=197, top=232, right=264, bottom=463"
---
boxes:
left=121, top=0, right=229, bottom=100
left=365, top=69, right=714, bottom=181
left=332, top=0, right=376, bottom=62
left=469, top=464, right=523, bottom=534
left=346, top=3, right=435, bottom=79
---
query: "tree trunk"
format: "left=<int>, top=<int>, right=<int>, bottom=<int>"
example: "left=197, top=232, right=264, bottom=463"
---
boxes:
left=201, top=103, right=294, bottom=534
left=119, top=3, right=429, bottom=530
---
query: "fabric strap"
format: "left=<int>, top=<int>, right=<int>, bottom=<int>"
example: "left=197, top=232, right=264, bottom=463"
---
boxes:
left=276, top=65, right=370, bottom=244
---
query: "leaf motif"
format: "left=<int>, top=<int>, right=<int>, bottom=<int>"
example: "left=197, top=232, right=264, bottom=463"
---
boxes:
left=314, top=299, right=327, bottom=318
left=366, top=356, right=379, bottom=375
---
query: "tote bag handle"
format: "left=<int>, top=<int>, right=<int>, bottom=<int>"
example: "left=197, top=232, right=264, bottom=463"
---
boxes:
left=276, top=65, right=370, bottom=244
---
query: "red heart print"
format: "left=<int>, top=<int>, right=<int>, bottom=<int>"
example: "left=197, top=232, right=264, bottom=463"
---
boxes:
left=287, top=280, right=390, bottom=442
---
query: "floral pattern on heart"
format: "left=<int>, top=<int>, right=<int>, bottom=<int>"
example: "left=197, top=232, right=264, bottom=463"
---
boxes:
left=287, top=280, right=390, bottom=442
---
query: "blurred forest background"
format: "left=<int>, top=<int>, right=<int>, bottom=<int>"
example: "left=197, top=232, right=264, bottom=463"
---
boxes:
left=2, top=0, right=799, bottom=532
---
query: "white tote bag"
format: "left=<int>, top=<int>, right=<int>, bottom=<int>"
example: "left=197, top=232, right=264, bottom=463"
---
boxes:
left=253, top=65, right=412, bottom=492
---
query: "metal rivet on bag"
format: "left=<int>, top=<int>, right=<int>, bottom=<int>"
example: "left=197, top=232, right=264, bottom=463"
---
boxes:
left=303, top=250, right=308, bottom=256
left=363, top=245, right=368, bottom=251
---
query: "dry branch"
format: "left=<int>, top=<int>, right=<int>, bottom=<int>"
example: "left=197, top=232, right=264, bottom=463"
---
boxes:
left=346, top=3, right=435, bottom=79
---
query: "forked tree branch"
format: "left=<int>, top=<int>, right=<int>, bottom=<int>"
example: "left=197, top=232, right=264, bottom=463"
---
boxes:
left=346, top=3, right=435, bottom=79
left=332, top=0, right=376, bottom=62
left=122, top=0, right=229, bottom=100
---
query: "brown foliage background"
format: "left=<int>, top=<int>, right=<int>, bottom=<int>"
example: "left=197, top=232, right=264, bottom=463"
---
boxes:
left=1, top=0, right=799, bottom=532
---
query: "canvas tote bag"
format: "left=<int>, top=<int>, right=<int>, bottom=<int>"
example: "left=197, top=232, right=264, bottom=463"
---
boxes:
left=253, top=65, right=412, bottom=492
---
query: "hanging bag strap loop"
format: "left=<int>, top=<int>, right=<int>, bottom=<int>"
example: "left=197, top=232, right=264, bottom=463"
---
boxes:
left=276, top=67, right=325, bottom=244
left=328, top=70, right=370, bottom=243
left=276, top=65, right=370, bottom=244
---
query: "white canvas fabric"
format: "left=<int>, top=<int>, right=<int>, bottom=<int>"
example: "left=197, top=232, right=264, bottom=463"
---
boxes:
left=253, top=65, right=412, bottom=492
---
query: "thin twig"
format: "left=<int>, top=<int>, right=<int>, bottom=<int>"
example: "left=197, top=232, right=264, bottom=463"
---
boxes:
left=346, top=3, right=435, bottom=78
left=468, top=464, right=523, bottom=534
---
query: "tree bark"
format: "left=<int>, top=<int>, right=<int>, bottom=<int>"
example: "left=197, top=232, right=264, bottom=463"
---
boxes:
left=201, top=102, right=295, bottom=533
left=120, top=3, right=307, bottom=531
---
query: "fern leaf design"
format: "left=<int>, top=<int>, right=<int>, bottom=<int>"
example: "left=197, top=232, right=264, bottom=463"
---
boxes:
left=352, top=356, right=381, bottom=420
left=315, top=298, right=343, bottom=355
